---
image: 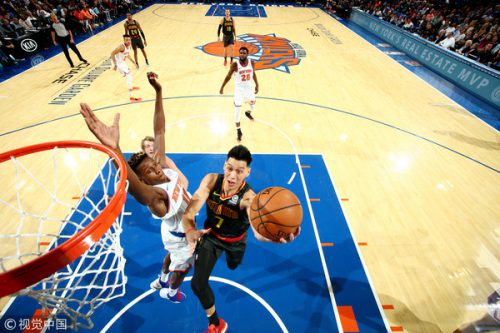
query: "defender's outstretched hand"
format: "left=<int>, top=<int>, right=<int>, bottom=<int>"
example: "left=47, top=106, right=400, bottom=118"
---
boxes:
left=147, top=72, right=161, bottom=90
left=80, top=103, right=120, bottom=150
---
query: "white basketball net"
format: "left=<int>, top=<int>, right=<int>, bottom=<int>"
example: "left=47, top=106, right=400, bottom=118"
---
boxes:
left=0, top=146, right=128, bottom=330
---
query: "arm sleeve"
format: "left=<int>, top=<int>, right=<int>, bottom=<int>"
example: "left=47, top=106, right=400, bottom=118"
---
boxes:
left=218, top=24, right=222, bottom=37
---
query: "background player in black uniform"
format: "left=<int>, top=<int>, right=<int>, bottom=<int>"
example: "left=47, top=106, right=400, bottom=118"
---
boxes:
left=182, top=145, right=298, bottom=333
left=217, top=9, right=236, bottom=66
left=124, top=12, right=149, bottom=68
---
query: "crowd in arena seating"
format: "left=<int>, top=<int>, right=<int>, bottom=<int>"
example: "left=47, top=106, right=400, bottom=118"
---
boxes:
left=0, top=0, right=150, bottom=67
left=353, top=0, right=500, bottom=71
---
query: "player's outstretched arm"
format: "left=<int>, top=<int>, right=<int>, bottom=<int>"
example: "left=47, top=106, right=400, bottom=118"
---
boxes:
left=146, top=72, right=168, bottom=166
left=220, top=62, right=237, bottom=94
left=110, top=44, right=124, bottom=70
left=79, top=103, right=167, bottom=212
left=182, top=174, right=216, bottom=247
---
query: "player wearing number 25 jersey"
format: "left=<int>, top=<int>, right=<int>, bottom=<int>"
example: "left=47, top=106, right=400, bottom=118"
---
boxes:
left=220, top=46, right=259, bottom=142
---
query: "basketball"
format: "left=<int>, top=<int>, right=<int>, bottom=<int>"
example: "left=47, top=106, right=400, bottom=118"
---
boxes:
left=249, top=187, right=302, bottom=242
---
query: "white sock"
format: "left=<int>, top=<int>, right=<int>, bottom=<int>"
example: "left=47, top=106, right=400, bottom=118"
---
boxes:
left=167, top=288, right=178, bottom=297
left=160, top=272, right=169, bottom=283
left=125, top=72, right=133, bottom=93
left=234, top=105, right=241, bottom=123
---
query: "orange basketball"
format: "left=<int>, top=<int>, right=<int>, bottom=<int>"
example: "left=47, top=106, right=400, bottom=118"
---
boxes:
left=249, top=187, right=302, bottom=242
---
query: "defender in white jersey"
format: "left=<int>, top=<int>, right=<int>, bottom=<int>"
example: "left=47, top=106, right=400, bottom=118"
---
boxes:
left=110, top=34, right=141, bottom=102
left=80, top=72, right=200, bottom=304
left=152, top=167, right=192, bottom=274
left=220, top=46, right=259, bottom=142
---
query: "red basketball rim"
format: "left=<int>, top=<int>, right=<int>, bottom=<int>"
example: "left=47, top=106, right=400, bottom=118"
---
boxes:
left=0, top=141, right=127, bottom=298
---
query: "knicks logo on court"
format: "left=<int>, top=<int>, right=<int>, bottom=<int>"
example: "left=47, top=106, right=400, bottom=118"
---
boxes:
left=196, top=33, right=306, bottom=73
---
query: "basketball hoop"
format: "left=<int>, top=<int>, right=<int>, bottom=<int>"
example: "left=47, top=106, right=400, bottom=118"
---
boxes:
left=0, top=141, right=128, bottom=330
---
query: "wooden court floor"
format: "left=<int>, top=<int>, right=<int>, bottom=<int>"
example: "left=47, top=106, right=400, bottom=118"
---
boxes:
left=0, top=4, right=499, bottom=332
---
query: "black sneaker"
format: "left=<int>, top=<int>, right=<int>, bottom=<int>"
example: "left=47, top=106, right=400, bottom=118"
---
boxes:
left=244, top=111, right=254, bottom=121
left=237, top=128, right=242, bottom=142
left=80, top=59, right=88, bottom=63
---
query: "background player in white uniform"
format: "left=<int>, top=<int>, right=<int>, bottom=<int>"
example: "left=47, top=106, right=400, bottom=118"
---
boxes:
left=80, top=72, right=196, bottom=303
left=110, top=34, right=141, bottom=102
left=220, top=46, right=259, bottom=142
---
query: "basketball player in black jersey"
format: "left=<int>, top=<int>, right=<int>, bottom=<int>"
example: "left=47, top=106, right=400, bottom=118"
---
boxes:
left=217, top=9, right=236, bottom=66
left=182, top=145, right=298, bottom=333
left=124, top=12, right=149, bottom=68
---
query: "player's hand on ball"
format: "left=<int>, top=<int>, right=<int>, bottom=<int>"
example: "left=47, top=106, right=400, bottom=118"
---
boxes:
left=280, top=226, right=300, bottom=243
left=249, top=187, right=303, bottom=243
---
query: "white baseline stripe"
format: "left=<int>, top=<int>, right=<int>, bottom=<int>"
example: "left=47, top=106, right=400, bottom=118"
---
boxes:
left=100, top=276, right=289, bottom=333
left=253, top=117, right=343, bottom=332
left=321, top=155, right=392, bottom=332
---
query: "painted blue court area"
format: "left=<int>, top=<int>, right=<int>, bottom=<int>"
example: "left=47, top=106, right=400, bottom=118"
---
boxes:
left=206, top=4, right=267, bottom=18
left=1, top=153, right=387, bottom=332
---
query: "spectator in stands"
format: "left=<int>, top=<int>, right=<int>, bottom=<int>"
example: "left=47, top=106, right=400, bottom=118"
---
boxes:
left=10, top=17, right=26, bottom=37
left=439, top=31, right=455, bottom=50
left=457, top=40, right=473, bottom=55
left=0, top=18, right=16, bottom=37
left=354, top=0, right=499, bottom=70
left=0, top=37, right=18, bottom=65
left=0, top=37, right=23, bottom=62
left=434, top=29, right=446, bottom=44
left=477, top=42, right=494, bottom=65
left=19, top=13, right=35, bottom=30
left=403, top=18, right=414, bottom=31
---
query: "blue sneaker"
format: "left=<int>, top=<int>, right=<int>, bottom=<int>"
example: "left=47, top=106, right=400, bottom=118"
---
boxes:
left=150, top=277, right=169, bottom=290
left=159, top=289, right=186, bottom=303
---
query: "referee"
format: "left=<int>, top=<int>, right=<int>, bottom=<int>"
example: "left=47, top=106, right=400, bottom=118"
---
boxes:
left=50, top=13, right=87, bottom=68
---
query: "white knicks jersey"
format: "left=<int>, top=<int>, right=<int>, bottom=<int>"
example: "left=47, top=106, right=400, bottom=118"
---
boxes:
left=234, top=59, right=253, bottom=89
left=115, top=43, right=130, bottom=64
left=152, top=168, right=191, bottom=233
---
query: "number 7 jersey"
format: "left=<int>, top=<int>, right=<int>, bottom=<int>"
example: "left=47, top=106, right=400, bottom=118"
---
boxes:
left=204, top=174, right=252, bottom=238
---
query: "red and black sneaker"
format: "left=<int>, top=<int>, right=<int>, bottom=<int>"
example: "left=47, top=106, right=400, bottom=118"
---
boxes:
left=203, top=318, right=228, bottom=333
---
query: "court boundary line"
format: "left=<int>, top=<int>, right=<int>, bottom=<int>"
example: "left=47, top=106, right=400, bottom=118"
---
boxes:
left=100, top=276, right=289, bottom=333
left=1, top=95, right=497, bottom=174
left=252, top=117, right=343, bottom=332
left=152, top=3, right=320, bottom=26
left=320, top=153, right=392, bottom=332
